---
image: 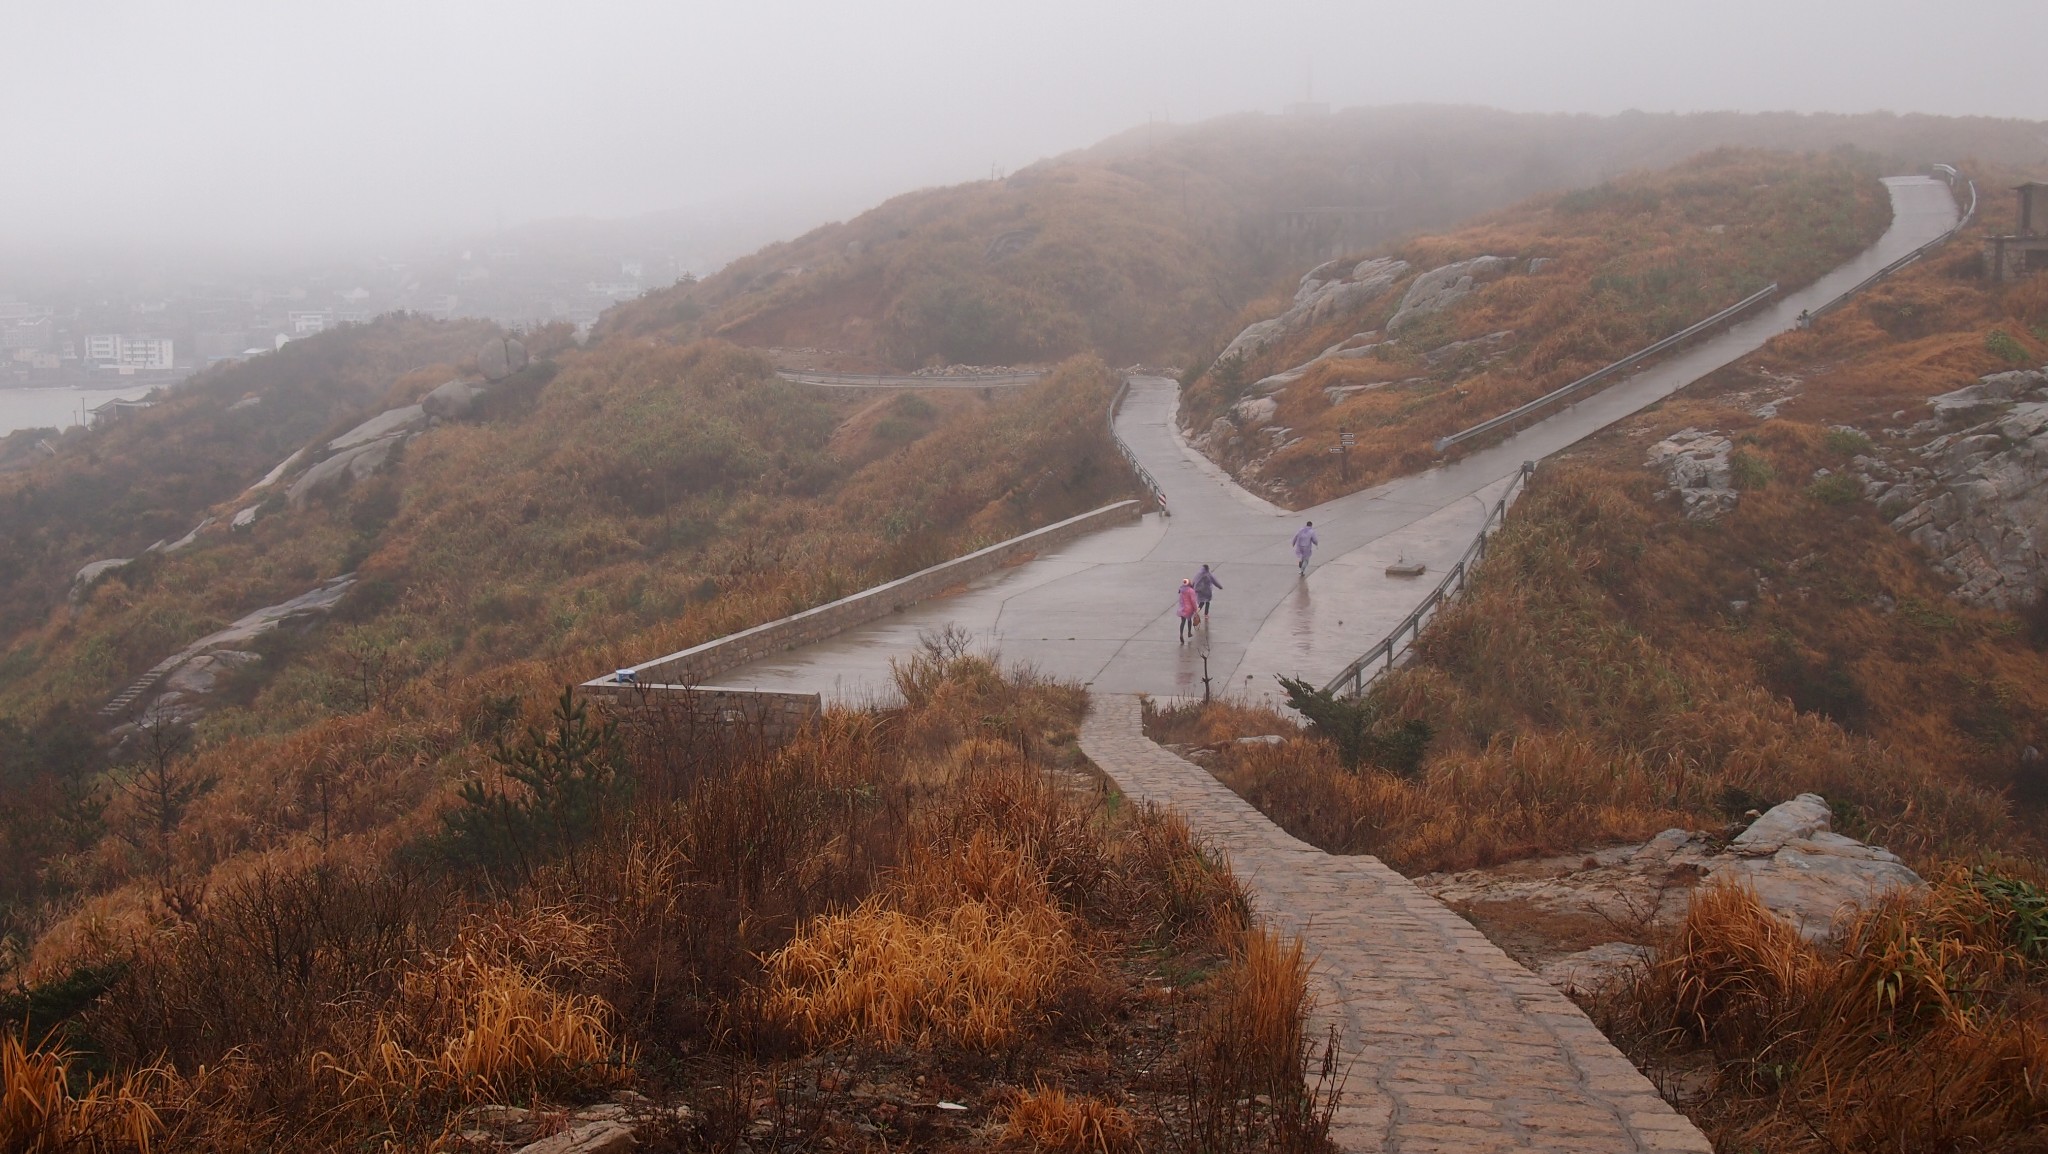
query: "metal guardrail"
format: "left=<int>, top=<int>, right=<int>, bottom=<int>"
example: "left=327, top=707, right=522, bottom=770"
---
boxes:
left=1801, top=169, right=1976, bottom=327
left=1110, top=377, right=1169, bottom=514
left=1433, top=283, right=1780, bottom=454
left=775, top=369, right=1044, bottom=387
left=1322, top=464, right=1532, bottom=697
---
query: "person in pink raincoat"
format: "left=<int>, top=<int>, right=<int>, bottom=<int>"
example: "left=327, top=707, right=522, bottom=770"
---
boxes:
left=1176, top=578, right=1200, bottom=644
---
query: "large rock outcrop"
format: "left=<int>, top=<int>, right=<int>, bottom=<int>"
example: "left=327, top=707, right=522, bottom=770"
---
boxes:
left=328, top=405, right=426, bottom=452
left=1385, top=255, right=1511, bottom=334
left=288, top=435, right=404, bottom=509
left=1419, top=793, right=1925, bottom=992
left=1647, top=428, right=1738, bottom=520
left=1217, top=257, right=1410, bottom=365
left=107, top=575, right=356, bottom=732
left=1862, top=365, right=2048, bottom=607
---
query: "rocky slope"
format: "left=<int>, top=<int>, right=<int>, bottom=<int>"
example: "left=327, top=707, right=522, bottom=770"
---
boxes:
left=1858, top=365, right=2048, bottom=607
left=1418, top=793, right=1925, bottom=992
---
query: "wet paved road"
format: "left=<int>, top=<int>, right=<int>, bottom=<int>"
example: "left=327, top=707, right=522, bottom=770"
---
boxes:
left=716, top=176, right=1958, bottom=705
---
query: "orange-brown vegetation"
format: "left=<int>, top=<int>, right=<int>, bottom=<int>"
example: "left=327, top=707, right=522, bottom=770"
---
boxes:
left=0, top=657, right=1338, bottom=1152
left=1158, top=171, right=2048, bottom=1148
left=0, top=336, right=1133, bottom=970
left=609, top=107, right=2048, bottom=375
left=1002, top=1083, right=1138, bottom=1153
left=1179, top=149, right=1895, bottom=504
left=1596, top=872, right=2048, bottom=1151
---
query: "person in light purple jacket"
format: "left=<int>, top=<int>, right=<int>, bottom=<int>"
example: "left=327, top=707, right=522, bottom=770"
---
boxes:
left=1292, top=521, right=1319, bottom=576
left=1193, top=564, right=1222, bottom=617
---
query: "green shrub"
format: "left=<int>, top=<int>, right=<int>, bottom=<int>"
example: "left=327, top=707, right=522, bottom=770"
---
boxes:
left=1987, top=329, right=2031, bottom=365
left=1808, top=473, right=1863, bottom=505
left=1822, top=428, right=1873, bottom=456
left=1730, top=450, right=1775, bottom=490
left=440, top=688, right=626, bottom=884
left=1276, top=676, right=1432, bottom=775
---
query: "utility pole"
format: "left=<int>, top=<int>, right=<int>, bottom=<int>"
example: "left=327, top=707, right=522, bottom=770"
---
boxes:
left=1332, top=427, right=1355, bottom=482
left=1202, top=653, right=1212, bottom=703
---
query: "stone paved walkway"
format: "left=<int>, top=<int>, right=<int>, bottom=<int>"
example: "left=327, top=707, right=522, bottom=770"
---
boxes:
left=1079, top=695, right=1711, bottom=1153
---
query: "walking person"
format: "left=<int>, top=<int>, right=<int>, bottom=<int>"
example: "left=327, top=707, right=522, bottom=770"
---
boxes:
left=1176, top=578, right=1199, bottom=644
left=1193, top=563, right=1222, bottom=621
left=1292, top=521, right=1319, bottom=576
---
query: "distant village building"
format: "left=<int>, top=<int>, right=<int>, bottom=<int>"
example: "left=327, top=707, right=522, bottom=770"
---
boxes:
left=88, top=397, right=154, bottom=425
left=84, top=334, right=174, bottom=372
left=288, top=310, right=333, bottom=335
left=1985, top=182, right=2048, bottom=282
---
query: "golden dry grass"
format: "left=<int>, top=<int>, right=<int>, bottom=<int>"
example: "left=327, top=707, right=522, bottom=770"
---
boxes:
left=314, top=907, right=629, bottom=1111
left=1003, top=1084, right=1138, bottom=1153
left=1604, top=874, right=2048, bottom=1151
left=1181, top=924, right=1341, bottom=1153
left=1, top=1031, right=166, bottom=1154
left=763, top=834, right=1080, bottom=1053
left=1182, top=148, right=1895, bottom=504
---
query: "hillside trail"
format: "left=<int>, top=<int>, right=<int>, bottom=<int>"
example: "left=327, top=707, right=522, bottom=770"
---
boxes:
left=704, top=177, right=1957, bottom=1151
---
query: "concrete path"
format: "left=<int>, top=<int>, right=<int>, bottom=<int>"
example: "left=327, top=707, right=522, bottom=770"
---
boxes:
left=716, top=175, right=1958, bottom=707
left=1080, top=696, right=1711, bottom=1153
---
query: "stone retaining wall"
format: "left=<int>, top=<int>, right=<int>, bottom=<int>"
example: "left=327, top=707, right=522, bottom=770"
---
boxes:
left=578, top=683, right=821, bottom=743
left=592, top=500, right=1141, bottom=689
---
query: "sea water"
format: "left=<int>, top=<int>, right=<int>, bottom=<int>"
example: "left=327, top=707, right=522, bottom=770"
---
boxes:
left=0, top=383, right=158, bottom=438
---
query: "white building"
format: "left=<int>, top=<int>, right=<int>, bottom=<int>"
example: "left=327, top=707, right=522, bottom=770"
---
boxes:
left=84, top=334, right=175, bottom=372
left=288, top=310, right=332, bottom=335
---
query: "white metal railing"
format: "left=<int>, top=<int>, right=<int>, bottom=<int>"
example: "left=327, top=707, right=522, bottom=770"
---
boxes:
left=1322, top=464, right=1532, bottom=697
left=1433, top=283, right=1780, bottom=454
left=1801, top=169, right=1976, bottom=326
left=1110, top=377, right=1169, bottom=514
left=775, top=369, right=1044, bottom=387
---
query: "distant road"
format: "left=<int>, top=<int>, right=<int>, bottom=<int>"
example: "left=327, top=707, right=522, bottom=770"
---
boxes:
left=774, top=369, right=1044, bottom=388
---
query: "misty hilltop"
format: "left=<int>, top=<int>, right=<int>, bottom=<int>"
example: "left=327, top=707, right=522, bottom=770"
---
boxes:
left=610, top=105, right=2048, bottom=370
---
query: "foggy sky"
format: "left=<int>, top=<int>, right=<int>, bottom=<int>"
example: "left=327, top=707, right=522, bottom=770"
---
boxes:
left=6, top=0, right=2046, bottom=257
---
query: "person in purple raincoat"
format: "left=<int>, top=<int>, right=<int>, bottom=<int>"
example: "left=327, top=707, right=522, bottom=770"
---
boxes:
left=1193, top=563, right=1222, bottom=618
left=1292, top=521, right=1319, bottom=576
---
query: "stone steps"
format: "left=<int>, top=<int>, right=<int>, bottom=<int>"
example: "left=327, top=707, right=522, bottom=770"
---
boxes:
left=98, top=655, right=184, bottom=719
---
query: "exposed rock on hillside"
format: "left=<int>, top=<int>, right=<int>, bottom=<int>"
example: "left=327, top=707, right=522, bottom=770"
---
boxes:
left=1385, top=255, right=1511, bottom=334
left=1217, top=257, right=1410, bottom=365
left=108, top=574, right=356, bottom=732
left=479, top=335, right=528, bottom=381
left=1647, top=428, right=1738, bottom=520
left=288, top=435, right=404, bottom=509
left=1862, top=365, right=2048, bottom=607
left=421, top=377, right=488, bottom=419
left=328, top=404, right=426, bottom=452
left=70, top=557, right=134, bottom=602
left=1419, top=793, right=1924, bottom=991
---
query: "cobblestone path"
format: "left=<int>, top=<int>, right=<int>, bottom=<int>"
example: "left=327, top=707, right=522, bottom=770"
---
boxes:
left=1079, top=695, right=1712, bottom=1153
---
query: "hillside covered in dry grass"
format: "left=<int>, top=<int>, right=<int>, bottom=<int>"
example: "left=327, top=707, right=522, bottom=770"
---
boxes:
left=5, top=654, right=1345, bottom=1153
left=1176, top=148, right=1895, bottom=504
left=1153, top=165, right=2048, bottom=1151
left=0, top=309, right=1140, bottom=978
left=606, top=106, right=2048, bottom=374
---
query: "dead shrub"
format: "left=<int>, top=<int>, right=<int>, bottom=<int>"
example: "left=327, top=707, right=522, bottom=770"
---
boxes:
left=763, top=838, right=1078, bottom=1053
left=1600, top=876, right=2048, bottom=1151
left=1004, top=1083, right=1138, bottom=1152
left=1179, top=926, right=1341, bottom=1153
left=315, top=907, right=629, bottom=1111
left=1, top=1031, right=168, bottom=1154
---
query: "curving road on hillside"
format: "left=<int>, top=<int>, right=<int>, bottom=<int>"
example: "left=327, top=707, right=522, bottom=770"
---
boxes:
left=714, top=176, right=1960, bottom=707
